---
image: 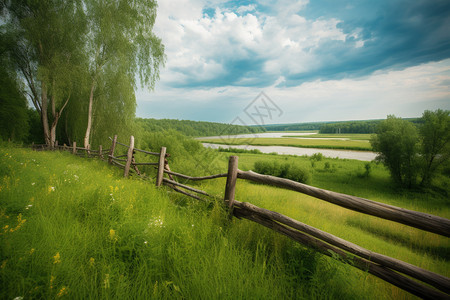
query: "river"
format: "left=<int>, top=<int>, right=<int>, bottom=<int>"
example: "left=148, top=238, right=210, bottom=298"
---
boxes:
left=202, top=143, right=377, bottom=161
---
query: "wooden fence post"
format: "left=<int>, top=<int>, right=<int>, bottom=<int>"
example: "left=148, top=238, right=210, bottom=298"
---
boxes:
left=224, top=156, right=239, bottom=210
left=156, top=147, right=167, bottom=187
left=124, top=136, right=134, bottom=178
left=72, top=141, right=77, bottom=155
left=99, top=145, right=103, bottom=159
left=108, top=135, right=117, bottom=164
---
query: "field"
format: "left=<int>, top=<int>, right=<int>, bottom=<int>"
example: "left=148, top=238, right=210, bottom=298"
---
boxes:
left=198, top=136, right=372, bottom=151
left=1, top=145, right=449, bottom=299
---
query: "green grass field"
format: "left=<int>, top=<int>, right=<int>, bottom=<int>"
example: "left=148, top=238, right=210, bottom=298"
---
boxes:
left=1, top=146, right=449, bottom=299
left=198, top=137, right=373, bottom=151
left=282, top=133, right=372, bottom=140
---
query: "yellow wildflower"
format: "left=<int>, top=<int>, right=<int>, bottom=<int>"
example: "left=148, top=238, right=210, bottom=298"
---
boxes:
left=89, top=257, right=95, bottom=267
left=109, top=229, right=117, bottom=241
left=53, top=252, right=61, bottom=264
left=109, top=186, right=114, bottom=193
left=115, top=186, right=119, bottom=192
left=1, top=260, right=6, bottom=269
left=57, top=286, right=68, bottom=297
left=48, top=186, right=55, bottom=193
left=50, top=275, right=56, bottom=289
left=30, top=248, right=35, bottom=255
left=104, top=274, right=110, bottom=289
left=10, top=214, right=26, bottom=232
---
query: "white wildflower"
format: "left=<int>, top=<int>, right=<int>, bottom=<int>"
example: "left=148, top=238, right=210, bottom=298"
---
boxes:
left=31, top=182, right=35, bottom=186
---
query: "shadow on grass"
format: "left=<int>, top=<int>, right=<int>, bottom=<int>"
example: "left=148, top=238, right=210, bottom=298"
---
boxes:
left=346, top=218, right=450, bottom=261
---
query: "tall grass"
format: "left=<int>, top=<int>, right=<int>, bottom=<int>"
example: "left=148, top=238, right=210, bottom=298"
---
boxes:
left=0, top=146, right=385, bottom=299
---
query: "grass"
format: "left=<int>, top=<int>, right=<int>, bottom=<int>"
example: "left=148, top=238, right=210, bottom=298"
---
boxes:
left=198, top=137, right=373, bottom=151
left=1, top=146, right=449, bottom=299
left=282, top=133, right=372, bottom=140
left=0, top=146, right=380, bottom=299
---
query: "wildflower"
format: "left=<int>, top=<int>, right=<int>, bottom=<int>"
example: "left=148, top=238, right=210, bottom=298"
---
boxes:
left=30, top=248, right=35, bottom=255
left=57, top=286, right=68, bottom=297
left=48, top=186, right=55, bottom=193
left=31, top=182, right=35, bottom=186
left=50, top=275, right=56, bottom=289
left=13, top=297, right=23, bottom=300
left=109, top=229, right=117, bottom=241
left=148, top=216, right=164, bottom=228
left=25, top=204, right=33, bottom=210
left=1, top=260, right=6, bottom=269
left=89, top=257, right=95, bottom=267
left=104, top=274, right=110, bottom=289
left=115, top=186, right=119, bottom=192
left=10, top=214, right=26, bottom=232
left=144, top=241, right=148, bottom=245
left=53, top=252, right=61, bottom=264
left=73, top=175, right=79, bottom=180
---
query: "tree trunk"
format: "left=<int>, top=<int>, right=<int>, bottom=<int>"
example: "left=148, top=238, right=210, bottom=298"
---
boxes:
left=84, top=80, right=95, bottom=149
left=41, top=81, right=50, bottom=146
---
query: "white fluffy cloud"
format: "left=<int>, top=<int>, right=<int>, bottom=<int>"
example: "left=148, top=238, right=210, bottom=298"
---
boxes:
left=153, top=0, right=359, bottom=87
left=136, top=1, right=450, bottom=123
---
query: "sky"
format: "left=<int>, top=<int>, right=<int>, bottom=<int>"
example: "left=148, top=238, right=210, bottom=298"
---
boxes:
left=136, top=0, right=450, bottom=126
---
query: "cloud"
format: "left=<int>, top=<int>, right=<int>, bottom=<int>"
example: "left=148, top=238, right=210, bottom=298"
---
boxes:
left=136, top=1, right=450, bottom=123
left=153, top=0, right=450, bottom=89
left=137, top=59, right=450, bottom=123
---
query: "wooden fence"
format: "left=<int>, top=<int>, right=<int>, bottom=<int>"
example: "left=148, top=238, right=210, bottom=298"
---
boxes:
left=32, top=135, right=450, bottom=299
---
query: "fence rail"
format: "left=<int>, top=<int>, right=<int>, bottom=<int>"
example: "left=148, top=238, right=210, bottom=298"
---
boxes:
left=32, top=136, right=450, bottom=299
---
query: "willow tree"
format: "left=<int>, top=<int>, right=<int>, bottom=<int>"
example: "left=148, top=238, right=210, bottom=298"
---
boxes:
left=1, top=0, right=86, bottom=147
left=83, top=0, right=165, bottom=149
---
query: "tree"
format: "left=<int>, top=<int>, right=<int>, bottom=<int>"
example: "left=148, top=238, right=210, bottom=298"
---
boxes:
left=1, top=0, right=87, bottom=147
left=82, top=0, right=164, bottom=149
left=370, top=115, right=419, bottom=188
left=0, top=67, right=29, bottom=142
left=418, top=109, right=450, bottom=186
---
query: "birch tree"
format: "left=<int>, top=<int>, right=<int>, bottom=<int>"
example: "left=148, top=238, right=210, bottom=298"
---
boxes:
left=1, top=0, right=86, bottom=147
left=83, top=0, right=164, bottom=148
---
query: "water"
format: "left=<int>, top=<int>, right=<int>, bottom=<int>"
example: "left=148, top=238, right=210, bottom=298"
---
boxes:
left=202, top=143, right=377, bottom=161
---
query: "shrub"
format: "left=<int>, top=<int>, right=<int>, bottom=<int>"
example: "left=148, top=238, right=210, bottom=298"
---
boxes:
left=254, top=160, right=310, bottom=184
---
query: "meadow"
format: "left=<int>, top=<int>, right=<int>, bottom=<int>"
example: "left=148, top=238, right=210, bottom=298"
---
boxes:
left=198, top=135, right=372, bottom=151
left=1, top=145, right=449, bottom=299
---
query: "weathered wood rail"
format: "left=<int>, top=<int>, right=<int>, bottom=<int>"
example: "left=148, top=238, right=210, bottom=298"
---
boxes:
left=32, top=136, right=450, bottom=299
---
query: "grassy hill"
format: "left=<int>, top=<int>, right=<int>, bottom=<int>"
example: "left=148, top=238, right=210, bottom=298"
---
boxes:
left=1, top=145, right=449, bottom=299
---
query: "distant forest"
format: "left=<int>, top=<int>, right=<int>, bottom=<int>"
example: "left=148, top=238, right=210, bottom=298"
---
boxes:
left=135, top=118, right=265, bottom=137
left=262, top=118, right=420, bottom=134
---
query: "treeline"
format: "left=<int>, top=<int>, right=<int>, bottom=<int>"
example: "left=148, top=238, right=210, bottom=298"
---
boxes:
left=136, top=118, right=265, bottom=137
left=319, top=120, right=381, bottom=134
left=0, top=1, right=164, bottom=149
left=263, top=122, right=324, bottom=131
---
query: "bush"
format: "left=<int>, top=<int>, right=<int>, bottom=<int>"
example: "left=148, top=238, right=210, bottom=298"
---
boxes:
left=254, top=160, right=310, bottom=184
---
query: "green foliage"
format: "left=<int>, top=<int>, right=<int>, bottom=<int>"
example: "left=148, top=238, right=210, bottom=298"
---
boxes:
left=136, top=118, right=265, bottom=137
left=319, top=120, right=382, bottom=134
left=218, top=147, right=263, bottom=154
left=418, top=109, right=450, bottom=186
left=371, top=111, right=450, bottom=188
left=371, top=115, right=419, bottom=188
left=0, top=68, right=29, bottom=142
left=254, top=160, right=310, bottom=183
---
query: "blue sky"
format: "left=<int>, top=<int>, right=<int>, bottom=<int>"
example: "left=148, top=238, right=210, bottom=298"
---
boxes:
left=136, top=0, right=450, bottom=125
